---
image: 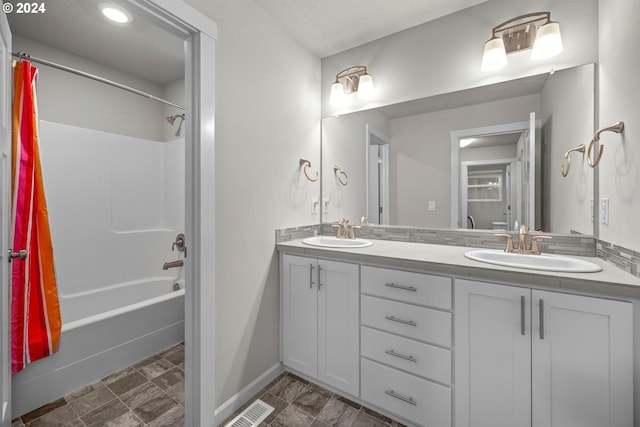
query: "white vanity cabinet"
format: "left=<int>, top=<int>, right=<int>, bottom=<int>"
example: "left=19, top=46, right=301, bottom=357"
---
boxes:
left=360, top=266, right=453, bottom=427
left=455, top=279, right=633, bottom=427
left=281, top=254, right=360, bottom=396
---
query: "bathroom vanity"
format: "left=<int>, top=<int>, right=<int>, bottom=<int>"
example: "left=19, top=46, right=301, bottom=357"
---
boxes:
left=278, top=238, right=636, bottom=427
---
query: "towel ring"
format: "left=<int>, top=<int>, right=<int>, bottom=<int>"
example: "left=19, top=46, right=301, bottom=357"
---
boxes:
left=560, top=144, right=585, bottom=177
left=333, top=165, right=349, bottom=186
left=299, top=158, right=318, bottom=182
left=587, top=121, right=624, bottom=168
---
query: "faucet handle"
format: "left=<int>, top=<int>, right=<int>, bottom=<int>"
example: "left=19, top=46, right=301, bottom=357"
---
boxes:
left=530, top=235, right=552, bottom=255
left=519, top=225, right=528, bottom=235
left=495, top=233, right=515, bottom=252
left=349, top=225, right=362, bottom=239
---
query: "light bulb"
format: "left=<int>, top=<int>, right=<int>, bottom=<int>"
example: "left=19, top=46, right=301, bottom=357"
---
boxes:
left=481, top=37, right=507, bottom=72
left=357, top=74, right=374, bottom=100
left=330, top=81, right=345, bottom=106
left=531, top=21, right=563, bottom=60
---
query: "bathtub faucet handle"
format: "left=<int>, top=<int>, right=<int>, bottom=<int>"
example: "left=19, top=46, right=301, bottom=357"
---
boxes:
left=172, top=233, right=186, bottom=257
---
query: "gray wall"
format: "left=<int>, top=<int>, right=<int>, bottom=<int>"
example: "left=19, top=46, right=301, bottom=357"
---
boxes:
left=390, top=94, right=541, bottom=227
left=321, top=0, right=598, bottom=117
left=182, top=0, right=321, bottom=407
left=541, top=64, right=595, bottom=235
left=598, top=0, right=640, bottom=252
left=12, top=36, right=174, bottom=141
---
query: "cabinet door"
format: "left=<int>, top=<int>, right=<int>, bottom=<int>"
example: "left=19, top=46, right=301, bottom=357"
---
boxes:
left=455, top=280, right=531, bottom=427
left=532, top=291, right=633, bottom=427
left=282, top=255, right=318, bottom=378
left=317, top=260, right=359, bottom=396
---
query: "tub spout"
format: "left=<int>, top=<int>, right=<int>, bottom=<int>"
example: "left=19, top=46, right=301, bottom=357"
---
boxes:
left=163, top=260, right=184, bottom=270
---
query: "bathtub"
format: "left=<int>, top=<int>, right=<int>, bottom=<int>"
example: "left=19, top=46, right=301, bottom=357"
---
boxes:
left=11, top=276, right=185, bottom=417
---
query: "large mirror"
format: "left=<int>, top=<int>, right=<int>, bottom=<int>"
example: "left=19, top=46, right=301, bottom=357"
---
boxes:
left=322, top=63, right=596, bottom=235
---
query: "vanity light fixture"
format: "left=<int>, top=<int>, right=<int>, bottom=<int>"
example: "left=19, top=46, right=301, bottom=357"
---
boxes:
left=330, top=66, right=374, bottom=106
left=99, top=2, right=132, bottom=24
left=481, top=11, right=563, bottom=72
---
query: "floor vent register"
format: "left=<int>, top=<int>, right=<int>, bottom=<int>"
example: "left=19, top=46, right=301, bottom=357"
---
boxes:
left=225, top=399, right=275, bottom=427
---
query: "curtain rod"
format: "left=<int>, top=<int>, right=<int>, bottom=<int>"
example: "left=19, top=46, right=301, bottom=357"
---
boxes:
left=12, top=51, right=185, bottom=111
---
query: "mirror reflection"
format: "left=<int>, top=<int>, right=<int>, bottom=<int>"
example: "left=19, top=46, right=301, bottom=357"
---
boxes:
left=322, top=63, right=595, bottom=235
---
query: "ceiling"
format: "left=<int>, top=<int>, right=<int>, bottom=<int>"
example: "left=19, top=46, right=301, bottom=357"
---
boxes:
left=252, top=0, right=487, bottom=58
left=6, top=0, right=486, bottom=86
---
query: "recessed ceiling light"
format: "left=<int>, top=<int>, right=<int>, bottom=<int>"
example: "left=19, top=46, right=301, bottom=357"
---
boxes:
left=99, top=3, right=132, bottom=24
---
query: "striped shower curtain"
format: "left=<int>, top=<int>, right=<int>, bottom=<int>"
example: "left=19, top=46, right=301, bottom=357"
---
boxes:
left=11, top=60, right=61, bottom=374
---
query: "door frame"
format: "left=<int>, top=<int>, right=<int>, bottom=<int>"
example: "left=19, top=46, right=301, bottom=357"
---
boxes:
left=0, top=1, right=217, bottom=425
left=450, top=118, right=535, bottom=229
left=365, top=124, right=390, bottom=224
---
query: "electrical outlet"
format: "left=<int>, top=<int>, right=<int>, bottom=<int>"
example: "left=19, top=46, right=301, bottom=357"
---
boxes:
left=428, top=200, right=436, bottom=211
left=600, top=197, right=610, bottom=225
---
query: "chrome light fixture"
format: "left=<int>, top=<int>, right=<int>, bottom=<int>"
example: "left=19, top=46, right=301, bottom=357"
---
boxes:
left=330, top=66, right=374, bottom=106
left=481, top=11, right=563, bottom=72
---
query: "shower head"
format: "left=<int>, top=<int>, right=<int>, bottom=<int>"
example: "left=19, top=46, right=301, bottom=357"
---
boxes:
left=175, top=116, right=184, bottom=137
left=166, top=114, right=184, bottom=125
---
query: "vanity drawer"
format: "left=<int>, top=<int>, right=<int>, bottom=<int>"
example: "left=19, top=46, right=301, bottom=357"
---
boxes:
left=361, top=266, right=451, bottom=310
left=361, top=326, right=451, bottom=385
left=361, top=295, right=451, bottom=347
left=361, top=358, right=451, bottom=427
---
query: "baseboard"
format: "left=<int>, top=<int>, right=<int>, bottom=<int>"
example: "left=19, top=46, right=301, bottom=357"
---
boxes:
left=214, top=362, right=284, bottom=424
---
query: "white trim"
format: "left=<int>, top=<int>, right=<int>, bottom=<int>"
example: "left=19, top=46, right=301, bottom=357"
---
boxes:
left=121, top=2, right=217, bottom=426
left=214, top=363, right=285, bottom=423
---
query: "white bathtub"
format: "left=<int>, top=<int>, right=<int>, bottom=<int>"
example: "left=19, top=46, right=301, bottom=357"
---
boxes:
left=11, top=277, right=185, bottom=417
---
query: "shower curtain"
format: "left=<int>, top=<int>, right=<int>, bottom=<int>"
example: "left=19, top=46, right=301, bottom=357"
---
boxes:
left=11, top=60, right=61, bottom=374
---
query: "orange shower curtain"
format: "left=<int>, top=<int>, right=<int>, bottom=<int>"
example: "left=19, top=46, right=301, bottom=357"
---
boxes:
left=11, top=60, right=61, bottom=374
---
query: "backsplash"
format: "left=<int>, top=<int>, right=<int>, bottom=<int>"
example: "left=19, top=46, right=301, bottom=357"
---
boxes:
left=276, top=223, right=597, bottom=257
left=598, top=240, right=640, bottom=278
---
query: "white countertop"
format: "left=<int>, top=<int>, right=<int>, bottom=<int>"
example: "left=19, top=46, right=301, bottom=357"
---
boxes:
left=277, top=238, right=640, bottom=298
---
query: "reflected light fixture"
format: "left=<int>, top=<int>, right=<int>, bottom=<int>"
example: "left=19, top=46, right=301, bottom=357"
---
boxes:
left=99, top=2, right=132, bottom=24
left=330, top=66, right=374, bottom=106
left=481, top=11, right=563, bottom=72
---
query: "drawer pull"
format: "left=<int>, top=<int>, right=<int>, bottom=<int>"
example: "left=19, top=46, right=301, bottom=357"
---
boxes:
left=385, top=282, right=417, bottom=292
left=385, top=315, right=417, bottom=327
left=385, top=349, right=417, bottom=363
left=385, top=389, right=417, bottom=406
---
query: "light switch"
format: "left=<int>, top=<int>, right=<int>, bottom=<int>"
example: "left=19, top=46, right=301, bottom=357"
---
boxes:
left=428, top=200, right=436, bottom=211
left=600, top=197, right=609, bottom=225
left=322, top=198, right=330, bottom=214
left=311, top=197, right=319, bottom=215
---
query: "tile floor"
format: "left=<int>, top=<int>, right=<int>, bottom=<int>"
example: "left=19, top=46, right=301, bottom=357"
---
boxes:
left=12, top=345, right=404, bottom=427
left=220, top=372, right=407, bottom=427
left=12, top=343, right=185, bottom=427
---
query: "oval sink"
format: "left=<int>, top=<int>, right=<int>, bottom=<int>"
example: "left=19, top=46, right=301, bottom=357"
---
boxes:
left=302, top=236, right=373, bottom=248
left=465, top=249, right=602, bottom=273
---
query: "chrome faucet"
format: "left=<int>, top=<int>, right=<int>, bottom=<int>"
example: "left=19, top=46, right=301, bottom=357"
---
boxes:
left=496, top=225, right=552, bottom=255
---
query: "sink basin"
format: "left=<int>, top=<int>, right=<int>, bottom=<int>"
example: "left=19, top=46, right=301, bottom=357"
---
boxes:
left=465, top=249, right=602, bottom=273
left=302, top=236, right=373, bottom=248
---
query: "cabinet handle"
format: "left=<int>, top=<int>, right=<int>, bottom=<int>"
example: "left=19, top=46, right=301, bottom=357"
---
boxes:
left=318, top=266, right=323, bottom=289
left=309, top=263, right=314, bottom=289
left=521, top=296, right=525, bottom=336
left=385, top=389, right=417, bottom=406
left=385, top=315, right=417, bottom=327
left=385, top=282, right=417, bottom=292
left=539, top=298, right=544, bottom=340
left=385, top=349, right=417, bottom=363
